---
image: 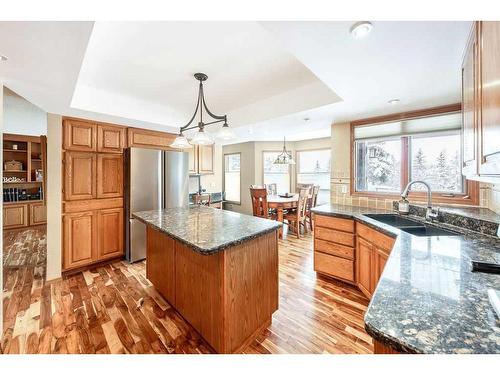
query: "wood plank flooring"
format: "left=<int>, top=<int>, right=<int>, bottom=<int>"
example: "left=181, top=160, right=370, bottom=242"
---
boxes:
left=2, top=226, right=373, bottom=354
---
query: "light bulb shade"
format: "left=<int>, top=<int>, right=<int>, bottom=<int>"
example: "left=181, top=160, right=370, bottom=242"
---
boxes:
left=216, top=124, right=236, bottom=140
left=190, top=129, right=214, bottom=145
left=170, top=134, right=193, bottom=149
left=273, top=151, right=295, bottom=165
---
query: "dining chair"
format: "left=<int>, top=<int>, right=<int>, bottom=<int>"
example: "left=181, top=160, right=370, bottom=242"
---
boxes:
left=296, top=183, right=314, bottom=194
left=250, top=187, right=276, bottom=219
left=283, top=188, right=309, bottom=239
left=193, top=193, right=212, bottom=206
left=266, top=183, right=277, bottom=196
left=306, top=185, right=320, bottom=231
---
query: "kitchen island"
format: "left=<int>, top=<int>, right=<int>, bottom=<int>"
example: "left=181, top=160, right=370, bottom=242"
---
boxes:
left=133, top=206, right=281, bottom=353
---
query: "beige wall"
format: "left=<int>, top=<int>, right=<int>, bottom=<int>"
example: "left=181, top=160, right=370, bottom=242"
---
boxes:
left=480, top=183, right=500, bottom=214
left=46, top=114, right=62, bottom=281
left=3, top=88, right=47, bottom=135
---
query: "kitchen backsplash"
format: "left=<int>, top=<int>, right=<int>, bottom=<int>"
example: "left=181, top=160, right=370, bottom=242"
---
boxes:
left=481, top=182, right=500, bottom=215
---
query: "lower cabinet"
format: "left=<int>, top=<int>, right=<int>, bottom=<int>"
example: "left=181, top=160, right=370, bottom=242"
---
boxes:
left=30, top=202, right=47, bottom=226
left=63, top=208, right=124, bottom=270
left=3, top=204, right=28, bottom=229
left=356, top=236, right=374, bottom=298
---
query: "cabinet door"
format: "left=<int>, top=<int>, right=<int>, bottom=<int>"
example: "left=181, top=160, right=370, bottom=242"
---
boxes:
left=30, top=202, right=47, bottom=226
left=188, top=145, right=198, bottom=174
left=373, top=247, right=389, bottom=288
left=479, top=21, right=500, bottom=175
left=63, top=119, right=97, bottom=152
left=97, top=208, right=124, bottom=261
left=146, top=226, right=175, bottom=303
left=3, top=204, right=28, bottom=229
left=97, top=124, right=126, bottom=153
left=198, top=144, right=214, bottom=174
left=127, top=127, right=176, bottom=150
left=63, top=211, right=96, bottom=270
left=64, top=152, right=96, bottom=201
left=462, top=23, right=478, bottom=176
left=356, top=236, right=373, bottom=298
left=97, top=154, right=123, bottom=198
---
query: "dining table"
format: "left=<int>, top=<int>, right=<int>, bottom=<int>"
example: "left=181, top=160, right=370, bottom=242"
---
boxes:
left=267, top=194, right=299, bottom=238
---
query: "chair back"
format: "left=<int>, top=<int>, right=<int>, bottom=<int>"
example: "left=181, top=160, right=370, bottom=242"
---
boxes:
left=311, top=185, right=320, bottom=207
left=250, top=187, right=269, bottom=218
left=266, top=183, right=277, bottom=195
left=194, top=193, right=211, bottom=206
left=296, top=183, right=313, bottom=194
left=297, top=188, right=309, bottom=218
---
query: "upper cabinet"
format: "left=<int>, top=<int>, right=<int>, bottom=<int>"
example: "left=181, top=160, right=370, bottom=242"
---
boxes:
left=63, top=119, right=97, bottom=152
left=97, top=124, right=126, bottom=153
left=462, top=21, right=500, bottom=180
left=479, top=22, right=500, bottom=176
left=64, top=152, right=97, bottom=201
left=188, top=144, right=215, bottom=174
left=97, top=154, right=124, bottom=198
left=127, top=127, right=177, bottom=150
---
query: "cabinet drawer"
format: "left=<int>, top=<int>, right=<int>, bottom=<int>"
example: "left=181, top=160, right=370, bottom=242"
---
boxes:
left=315, top=226, right=355, bottom=247
left=314, top=251, right=355, bottom=282
left=315, top=215, right=354, bottom=233
left=356, top=223, right=395, bottom=251
left=314, top=239, right=354, bottom=260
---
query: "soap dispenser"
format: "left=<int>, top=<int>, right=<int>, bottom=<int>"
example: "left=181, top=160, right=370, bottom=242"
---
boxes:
left=398, top=197, right=410, bottom=214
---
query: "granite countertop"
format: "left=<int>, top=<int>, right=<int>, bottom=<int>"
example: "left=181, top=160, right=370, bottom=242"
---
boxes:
left=133, top=206, right=281, bottom=255
left=311, top=204, right=500, bottom=354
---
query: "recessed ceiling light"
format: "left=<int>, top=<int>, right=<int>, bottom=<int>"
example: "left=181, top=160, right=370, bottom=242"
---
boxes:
left=304, top=117, right=310, bottom=122
left=388, top=99, right=400, bottom=105
left=0, top=55, right=8, bottom=62
left=350, top=21, right=373, bottom=39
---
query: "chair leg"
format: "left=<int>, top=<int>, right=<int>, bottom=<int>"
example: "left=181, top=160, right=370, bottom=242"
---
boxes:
left=309, top=216, right=313, bottom=231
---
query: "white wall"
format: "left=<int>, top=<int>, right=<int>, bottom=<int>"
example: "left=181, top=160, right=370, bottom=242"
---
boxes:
left=3, top=88, right=47, bottom=135
left=46, top=114, right=62, bottom=281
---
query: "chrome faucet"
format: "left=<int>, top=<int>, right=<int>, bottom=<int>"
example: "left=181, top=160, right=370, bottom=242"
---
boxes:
left=401, top=180, right=439, bottom=221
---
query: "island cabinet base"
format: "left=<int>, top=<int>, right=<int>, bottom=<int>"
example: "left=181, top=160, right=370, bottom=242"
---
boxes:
left=146, top=226, right=279, bottom=353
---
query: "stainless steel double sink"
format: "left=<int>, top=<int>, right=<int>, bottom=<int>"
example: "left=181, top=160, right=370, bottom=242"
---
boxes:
left=364, top=214, right=459, bottom=237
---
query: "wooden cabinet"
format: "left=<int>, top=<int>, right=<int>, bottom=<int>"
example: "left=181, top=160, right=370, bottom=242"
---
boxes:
left=63, top=211, right=97, bottom=269
left=97, top=124, right=126, bottom=153
left=479, top=21, right=500, bottom=176
left=97, top=154, right=123, bottom=198
left=127, top=127, right=177, bottom=150
left=29, top=202, right=47, bottom=226
left=97, top=208, right=124, bottom=260
left=3, top=204, right=28, bottom=229
left=462, top=21, right=500, bottom=179
left=146, top=226, right=175, bottom=303
left=462, top=22, right=478, bottom=176
left=356, top=236, right=373, bottom=298
left=64, top=152, right=96, bottom=201
left=63, top=119, right=97, bottom=152
left=188, top=144, right=215, bottom=174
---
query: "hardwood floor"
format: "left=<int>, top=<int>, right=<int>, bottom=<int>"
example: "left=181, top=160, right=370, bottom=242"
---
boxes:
left=1, top=227, right=373, bottom=354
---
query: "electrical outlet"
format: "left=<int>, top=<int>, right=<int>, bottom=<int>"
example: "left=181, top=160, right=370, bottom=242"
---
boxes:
left=341, top=185, right=347, bottom=194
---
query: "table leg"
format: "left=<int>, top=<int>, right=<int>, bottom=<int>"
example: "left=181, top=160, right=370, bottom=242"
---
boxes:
left=277, top=207, right=284, bottom=239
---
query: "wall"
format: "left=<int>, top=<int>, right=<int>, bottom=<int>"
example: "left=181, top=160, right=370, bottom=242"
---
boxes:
left=3, top=88, right=47, bottom=135
left=0, top=84, right=4, bottom=335
left=46, top=114, right=62, bottom=281
left=481, top=183, right=500, bottom=215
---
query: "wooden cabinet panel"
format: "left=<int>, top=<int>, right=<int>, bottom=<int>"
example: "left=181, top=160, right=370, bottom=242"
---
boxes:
left=198, top=144, right=214, bottom=174
left=63, top=197, right=123, bottom=214
left=479, top=21, right=500, bottom=175
left=146, top=226, right=175, bottom=304
left=374, top=247, right=389, bottom=285
left=97, top=124, right=126, bottom=153
left=97, top=154, right=123, bottom=198
left=127, top=127, right=177, bottom=150
left=356, top=236, right=373, bottom=298
left=3, top=204, right=28, bottom=229
left=314, top=251, right=355, bottom=282
left=97, top=208, right=124, bottom=260
left=188, top=146, right=198, bottom=174
left=315, top=226, right=355, bottom=247
left=315, top=215, right=354, bottom=233
left=29, top=202, right=47, bottom=226
left=63, top=211, right=96, bottom=270
left=462, top=23, right=478, bottom=176
left=64, top=152, right=96, bottom=201
left=357, top=223, right=395, bottom=252
left=314, top=238, right=354, bottom=260
left=63, top=119, right=97, bottom=152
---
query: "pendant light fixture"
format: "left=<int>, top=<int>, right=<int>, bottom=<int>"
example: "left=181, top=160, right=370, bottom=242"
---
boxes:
left=170, top=73, right=235, bottom=149
left=273, top=137, right=296, bottom=165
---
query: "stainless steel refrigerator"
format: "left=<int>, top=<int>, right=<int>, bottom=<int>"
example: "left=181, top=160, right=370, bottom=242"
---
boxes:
left=124, top=147, right=189, bottom=262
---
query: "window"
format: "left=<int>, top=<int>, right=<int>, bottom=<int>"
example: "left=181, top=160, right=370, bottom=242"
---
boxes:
left=263, top=151, right=290, bottom=195
left=224, top=153, right=240, bottom=204
left=352, top=110, right=477, bottom=203
left=297, top=149, right=331, bottom=204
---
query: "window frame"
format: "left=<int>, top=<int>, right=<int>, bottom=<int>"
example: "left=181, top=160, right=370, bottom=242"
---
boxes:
left=350, top=104, right=479, bottom=205
left=262, top=150, right=291, bottom=194
left=223, top=152, right=241, bottom=205
left=296, top=147, right=331, bottom=195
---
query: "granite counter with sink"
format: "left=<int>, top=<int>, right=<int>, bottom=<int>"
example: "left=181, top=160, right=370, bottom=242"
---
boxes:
left=311, top=203, right=500, bottom=354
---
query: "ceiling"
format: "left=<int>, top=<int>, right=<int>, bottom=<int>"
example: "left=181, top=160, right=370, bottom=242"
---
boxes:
left=0, top=21, right=471, bottom=142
